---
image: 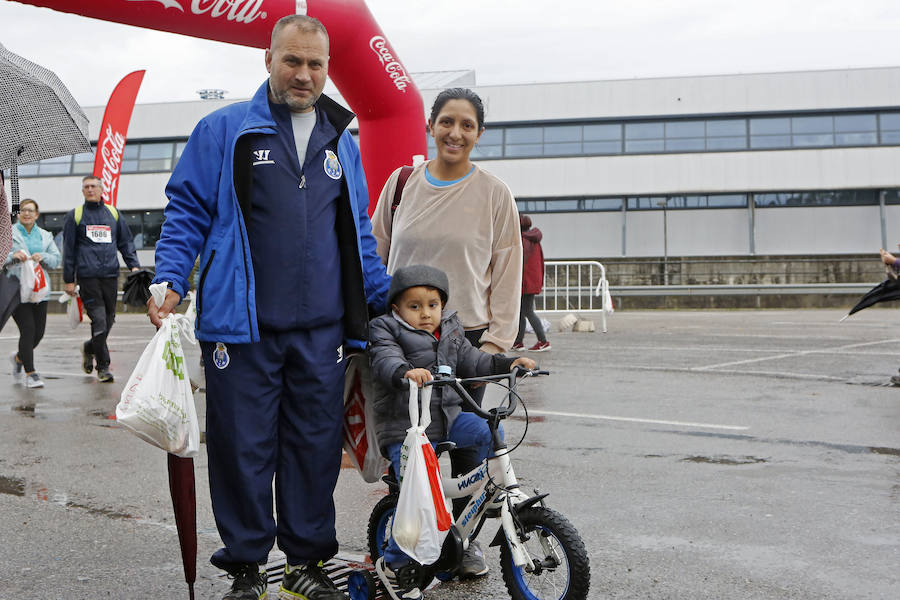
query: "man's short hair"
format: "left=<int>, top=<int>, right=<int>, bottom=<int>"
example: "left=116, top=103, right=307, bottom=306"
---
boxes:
left=270, top=14, right=329, bottom=49
left=82, top=175, right=101, bottom=186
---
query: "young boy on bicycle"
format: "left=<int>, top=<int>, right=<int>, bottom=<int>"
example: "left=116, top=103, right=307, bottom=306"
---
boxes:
left=368, top=264, right=535, bottom=600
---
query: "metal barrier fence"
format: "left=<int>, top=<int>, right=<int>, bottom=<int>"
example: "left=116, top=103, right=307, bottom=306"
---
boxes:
left=536, top=261, right=612, bottom=332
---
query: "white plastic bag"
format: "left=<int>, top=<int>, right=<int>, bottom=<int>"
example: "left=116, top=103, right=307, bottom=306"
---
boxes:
left=19, top=258, right=49, bottom=303
left=58, top=286, right=83, bottom=329
left=116, top=283, right=200, bottom=457
left=392, top=381, right=452, bottom=565
left=342, top=352, right=390, bottom=483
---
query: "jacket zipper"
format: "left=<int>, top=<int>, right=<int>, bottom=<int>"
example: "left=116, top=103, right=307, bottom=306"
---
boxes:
left=197, top=250, right=216, bottom=319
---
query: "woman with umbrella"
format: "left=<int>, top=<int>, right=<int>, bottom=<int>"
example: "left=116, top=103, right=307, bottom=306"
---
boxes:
left=5, top=198, right=60, bottom=388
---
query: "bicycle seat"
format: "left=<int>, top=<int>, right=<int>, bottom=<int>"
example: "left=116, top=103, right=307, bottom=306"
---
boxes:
left=434, top=441, right=457, bottom=456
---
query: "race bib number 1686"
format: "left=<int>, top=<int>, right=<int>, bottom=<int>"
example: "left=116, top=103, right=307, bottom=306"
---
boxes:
left=86, top=225, right=112, bottom=244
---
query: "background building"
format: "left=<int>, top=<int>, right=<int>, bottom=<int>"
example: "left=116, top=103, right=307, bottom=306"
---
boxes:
left=10, top=66, right=900, bottom=271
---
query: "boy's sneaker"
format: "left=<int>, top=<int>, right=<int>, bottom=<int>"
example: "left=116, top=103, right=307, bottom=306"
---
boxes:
left=528, top=341, right=551, bottom=352
left=511, top=342, right=525, bottom=351
left=374, top=557, right=424, bottom=600
left=457, top=540, right=489, bottom=579
left=97, top=369, right=114, bottom=383
left=81, top=343, right=94, bottom=374
left=223, top=564, right=267, bottom=600
left=10, top=353, right=23, bottom=384
left=279, top=561, right=347, bottom=599
left=25, top=373, right=44, bottom=389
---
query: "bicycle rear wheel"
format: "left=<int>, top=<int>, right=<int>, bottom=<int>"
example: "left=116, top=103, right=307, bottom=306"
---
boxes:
left=499, top=506, right=590, bottom=600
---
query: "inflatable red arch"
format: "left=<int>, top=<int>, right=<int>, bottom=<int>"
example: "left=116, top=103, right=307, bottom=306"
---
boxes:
left=11, top=0, right=427, bottom=213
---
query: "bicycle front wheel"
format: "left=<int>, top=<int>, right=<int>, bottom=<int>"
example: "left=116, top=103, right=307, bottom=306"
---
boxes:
left=367, top=493, right=398, bottom=560
left=499, top=506, right=590, bottom=600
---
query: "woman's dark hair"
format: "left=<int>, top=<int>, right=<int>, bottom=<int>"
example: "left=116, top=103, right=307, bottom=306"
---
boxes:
left=430, top=87, right=485, bottom=130
left=520, top=214, right=532, bottom=231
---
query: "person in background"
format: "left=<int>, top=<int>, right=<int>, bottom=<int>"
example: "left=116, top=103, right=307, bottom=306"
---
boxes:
left=5, top=198, right=60, bottom=388
left=147, top=15, right=390, bottom=600
left=62, top=176, right=140, bottom=383
left=512, top=214, right=551, bottom=352
left=371, top=87, right=522, bottom=579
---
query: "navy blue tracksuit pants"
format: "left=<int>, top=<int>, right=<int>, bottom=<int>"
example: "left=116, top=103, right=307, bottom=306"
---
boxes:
left=202, top=321, right=345, bottom=571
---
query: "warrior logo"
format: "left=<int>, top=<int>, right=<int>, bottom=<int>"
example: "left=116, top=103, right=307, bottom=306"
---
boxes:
left=252, top=149, right=274, bottom=165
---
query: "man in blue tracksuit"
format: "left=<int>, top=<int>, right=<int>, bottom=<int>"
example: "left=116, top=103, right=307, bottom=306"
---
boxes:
left=148, top=15, right=390, bottom=600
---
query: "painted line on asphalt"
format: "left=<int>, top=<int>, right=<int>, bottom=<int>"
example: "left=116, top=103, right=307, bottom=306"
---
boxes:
left=527, top=409, right=749, bottom=431
left=694, top=338, right=900, bottom=370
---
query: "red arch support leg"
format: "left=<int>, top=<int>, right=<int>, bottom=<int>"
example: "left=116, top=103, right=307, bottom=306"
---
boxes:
left=12, top=0, right=427, bottom=212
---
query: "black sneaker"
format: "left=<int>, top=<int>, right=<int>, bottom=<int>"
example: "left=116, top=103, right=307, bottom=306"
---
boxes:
left=457, top=540, right=488, bottom=579
left=279, top=561, right=347, bottom=599
left=81, top=343, right=94, bottom=374
left=97, top=369, right=114, bottom=383
left=223, top=564, right=267, bottom=600
left=374, top=557, right=424, bottom=600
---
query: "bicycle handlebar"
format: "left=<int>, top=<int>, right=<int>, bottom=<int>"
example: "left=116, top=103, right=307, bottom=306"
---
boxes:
left=424, top=368, right=549, bottom=420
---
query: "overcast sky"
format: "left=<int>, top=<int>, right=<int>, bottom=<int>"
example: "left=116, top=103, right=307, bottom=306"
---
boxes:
left=1, top=0, right=899, bottom=107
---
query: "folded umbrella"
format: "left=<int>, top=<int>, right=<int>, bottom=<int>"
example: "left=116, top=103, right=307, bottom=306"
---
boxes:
left=0, top=272, right=20, bottom=333
left=123, top=268, right=155, bottom=307
left=168, top=454, right=197, bottom=600
left=841, top=277, right=900, bottom=320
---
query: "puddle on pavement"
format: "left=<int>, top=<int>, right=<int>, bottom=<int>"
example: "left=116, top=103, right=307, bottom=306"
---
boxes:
left=682, top=455, right=767, bottom=465
left=663, top=430, right=900, bottom=458
left=0, top=474, right=135, bottom=520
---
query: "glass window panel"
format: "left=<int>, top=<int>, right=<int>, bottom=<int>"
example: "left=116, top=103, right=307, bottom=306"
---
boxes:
left=750, top=135, right=791, bottom=149
left=665, top=121, right=705, bottom=138
left=543, top=142, right=582, bottom=156
left=665, top=138, right=705, bottom=152
left=544, top=126, right=581, bottom=143
left=755, top=193, right=791, bottom=207
left=505, top=144, right=543, bottom=157
left=545, top=199, right=579, bottom=211
left=627, top=196, right=667, bottom=210
left=121, top=211, right=143, bottom=247
left=39, top=213, right=66, bottom=238
left=625, top=122, right=664, bottom=139
left=879, top=113, right=900, bottom=130
left=835, top=132, right=877, bottom=146
left=471, top=145, right=503, bottom=158
left=583, top=140, right=621, bottom=154
left=38, top=155, right=71, bottom=175
left=138, top=158, right=172, bottom=171
left=706, top=119, right=746, bottom=136
left=881, top=131, right=900, bottom=144
left=792, top=116, right=833, bottom=134
left=516, top=199, right=546, bottom=212
left=121, top=159, right=139, bottom=174
left=831, top=190, right=877, bottom=205
left=17, top=163, right=38, bottom=176
left=708, top=194, right=747, bottom=207
left=139, top=143, right=173, bottom=160
left=506, top=127, right=542, bottom=144
left=142, top=211, right=165, bottom=247
left=583, top=197, right=623, bottom=211
left=479, top=129, right=503, bottom=145
left=583, top=124, right=621, bottom=141
left=885, top=190, right=900, bottom=204
left=792, top=133, right=833, bottom=147
left=750, top=117, right=790, bottom=135
left=835, top=114, right=876, bottom=132
left=666, top=195, right=699, bottom=208
left=706, top=136, right=747, bottom=150
left=175, top=142, right=188, bottom=159
left=625, top=139, right=664, bottom=153
left=123, top=145, right=139, bottom=159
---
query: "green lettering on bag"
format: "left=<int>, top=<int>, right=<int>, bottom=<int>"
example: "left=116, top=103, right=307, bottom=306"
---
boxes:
left=161, top=340, right=185, bottom=381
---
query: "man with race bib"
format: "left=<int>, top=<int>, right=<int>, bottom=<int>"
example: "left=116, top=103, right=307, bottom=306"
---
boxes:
left=63, top=175, right=140, bottom=382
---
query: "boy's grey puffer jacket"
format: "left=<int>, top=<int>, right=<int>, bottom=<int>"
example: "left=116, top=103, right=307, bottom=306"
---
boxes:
left=368, top=310, right=516, bottom=456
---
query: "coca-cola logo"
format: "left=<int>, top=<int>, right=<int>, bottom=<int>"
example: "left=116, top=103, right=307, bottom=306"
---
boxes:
left=126, top=0, right=268, bottom=24
left=99, top=123, right=125, bottom=204
left=368, top=36, right=410, bottom=93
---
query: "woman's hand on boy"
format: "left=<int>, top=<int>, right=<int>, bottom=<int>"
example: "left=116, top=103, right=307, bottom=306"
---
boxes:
left=404, top=368, right=433, bottom=387
left=511, top=357, right=537, bottom=371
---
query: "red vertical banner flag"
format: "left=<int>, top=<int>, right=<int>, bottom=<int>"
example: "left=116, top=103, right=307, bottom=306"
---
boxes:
left=93, top=70, right=145, bottom=207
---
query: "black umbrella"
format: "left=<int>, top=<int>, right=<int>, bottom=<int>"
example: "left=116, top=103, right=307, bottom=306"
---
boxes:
left=168, top=453, right=197, bottom=600
left=123, top=268, right=155, bottom=307
left=842, top=277, right=900, bottom=320
left=0, top=272, right=20, bottom=332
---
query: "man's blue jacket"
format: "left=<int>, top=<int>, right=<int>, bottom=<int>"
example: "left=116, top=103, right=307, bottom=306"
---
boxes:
left=153, top=82, right=391, bottom=346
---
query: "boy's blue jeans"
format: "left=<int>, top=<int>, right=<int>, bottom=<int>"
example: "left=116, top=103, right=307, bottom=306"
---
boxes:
left=383, top=412, right=504, bottom=568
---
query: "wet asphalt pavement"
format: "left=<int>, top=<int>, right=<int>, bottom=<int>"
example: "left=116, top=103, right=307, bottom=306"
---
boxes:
left=0, top=309, right=898, bottom=599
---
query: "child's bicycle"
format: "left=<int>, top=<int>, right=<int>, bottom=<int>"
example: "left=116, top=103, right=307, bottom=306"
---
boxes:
left=362, top=367, right=591, bottom=600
